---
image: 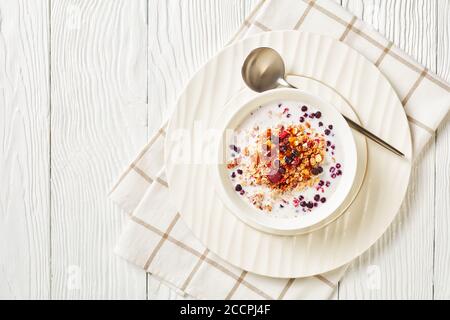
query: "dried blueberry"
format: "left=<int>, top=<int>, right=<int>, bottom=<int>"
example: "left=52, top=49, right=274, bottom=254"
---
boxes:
left=321, top=197, right=327, bottom=203
left=301, top=106, right=308, bottom=112
left=314, top=194, right=321, bottom=202
left=319, top=180, right=324, bottom=186
left=229, top=144, right=240, bottom=153
left=237, top=169, right=243, bottom=175
left=328, top=125, right=333, bottom=130
left=235, top=184, right=242, bottom=192
left=325, top=129, right=331, bottom=135
left=326, top=181, right=331, bottom=187
left=307, top=202, right=314, bottom=209
left=336, top=163, right=341, bottom=169
left=300, top=201, right=307, bottom=207
left=315, top=111, right=322, bottom=118
left=299, top=117, right=305, bottom=123
left=231, top=172, right=236, bottom=178
left=319, top=122, right=324, bottom=127
left=284, top=156, right=293, bottom=165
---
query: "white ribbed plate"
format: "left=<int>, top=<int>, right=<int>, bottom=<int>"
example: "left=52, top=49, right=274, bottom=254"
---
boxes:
left=165, top=31, right=412, bottom=278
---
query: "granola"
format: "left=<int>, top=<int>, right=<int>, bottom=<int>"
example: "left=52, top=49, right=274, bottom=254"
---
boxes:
left=247, top=124, right=327, bottom=193
left=227, top=100, right=343, bottom=217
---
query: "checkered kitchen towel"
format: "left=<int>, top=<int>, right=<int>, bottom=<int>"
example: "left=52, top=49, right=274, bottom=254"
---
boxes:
left=109, top=0, right=450, bottom=299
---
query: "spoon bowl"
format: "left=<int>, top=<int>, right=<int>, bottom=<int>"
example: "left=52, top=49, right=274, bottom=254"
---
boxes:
left=242, top=47, right=289, bottom=92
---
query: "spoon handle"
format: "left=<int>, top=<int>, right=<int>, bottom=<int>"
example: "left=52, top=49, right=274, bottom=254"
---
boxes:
left=343, top=115, right=404, bottom=157
left=277, top=78, right=296, bottom=89
left=282, top=81, right=404, bottom=157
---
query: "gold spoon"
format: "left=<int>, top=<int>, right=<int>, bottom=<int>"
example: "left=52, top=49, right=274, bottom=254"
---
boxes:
left=242, top=47, right=404, bottom=157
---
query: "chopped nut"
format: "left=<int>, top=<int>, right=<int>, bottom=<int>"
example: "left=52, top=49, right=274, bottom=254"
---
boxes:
left=226, top=122, right=327, bottom=209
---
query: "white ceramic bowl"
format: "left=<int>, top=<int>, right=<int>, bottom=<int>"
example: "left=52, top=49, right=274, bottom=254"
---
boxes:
left=215, top=88, right=358, bottom=235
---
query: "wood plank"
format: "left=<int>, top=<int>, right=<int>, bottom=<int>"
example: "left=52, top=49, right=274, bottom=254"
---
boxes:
left=338, top=0, right=436, bottom=300
left=146, top=0, right=258, bottom=299
left=51, top=0, right=148, bottom=299
left=434, top=0, right=450, bottom=300
left=147, top=0, right=258, bottom=136
left=0, top=0, right=50, bottom=299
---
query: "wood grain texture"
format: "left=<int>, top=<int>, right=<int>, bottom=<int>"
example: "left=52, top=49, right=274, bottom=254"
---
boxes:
left=147, top=0, right=258, bottom=136
left=51, top=0, right=148, bottom=299
left=338, top=0, right=437, bottom=300
left=0, top=0, right=50, bottom=299
left=434, top=0, right=450, bottom=300
left=147, top=0, right=258, bottom=298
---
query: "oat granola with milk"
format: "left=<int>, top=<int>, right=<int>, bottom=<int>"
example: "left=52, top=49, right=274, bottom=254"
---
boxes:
left=227, top=100, right=344, bottom=218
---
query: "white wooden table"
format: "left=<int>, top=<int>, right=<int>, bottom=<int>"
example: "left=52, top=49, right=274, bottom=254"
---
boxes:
left=0, top=0, right=448, bottom=300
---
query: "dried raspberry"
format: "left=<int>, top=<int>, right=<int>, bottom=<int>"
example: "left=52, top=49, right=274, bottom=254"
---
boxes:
left=267, top=172, right=283, bottom=184
left=279, top=131, right=289, bottom=140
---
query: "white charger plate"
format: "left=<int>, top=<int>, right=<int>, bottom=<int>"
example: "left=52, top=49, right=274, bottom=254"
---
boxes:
left=165, top=31, right=412, bottom=278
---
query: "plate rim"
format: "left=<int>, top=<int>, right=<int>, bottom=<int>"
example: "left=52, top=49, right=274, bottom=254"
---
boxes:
left=213, top=88, right=359, bottom=235
left=164, top=31, right=413, bottom=277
